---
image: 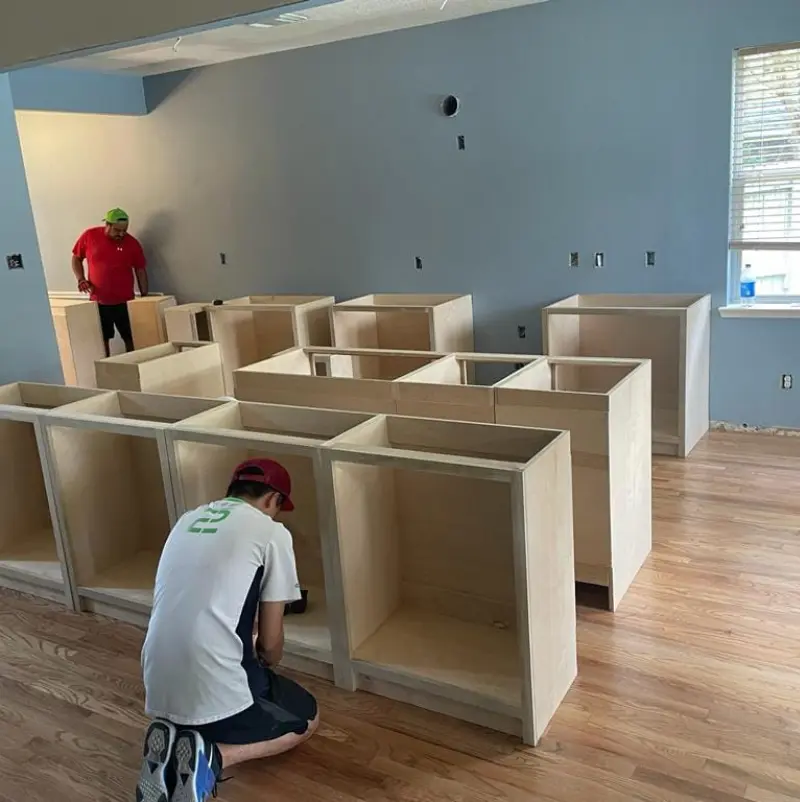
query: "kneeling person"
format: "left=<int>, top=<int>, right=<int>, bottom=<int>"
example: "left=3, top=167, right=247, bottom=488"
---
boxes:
left=137, top=459, right=318, bottom=802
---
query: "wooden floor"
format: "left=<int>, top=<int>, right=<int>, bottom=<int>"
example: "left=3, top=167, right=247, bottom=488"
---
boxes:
left=1, top=431, right=800, bottom=802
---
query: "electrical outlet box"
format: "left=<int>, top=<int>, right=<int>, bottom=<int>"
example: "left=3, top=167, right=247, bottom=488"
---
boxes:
left=781, top=373, right=793, bottom=390
left=645, top=251, right=656, bottom=267
left=594, top=252, right=604, bottom=269
left=569, top=252, right=580, bottom=268
left=415, top=257, right=423, bottom=270
left=517, top=325, right=526, bottom=339
left=457, top=135, right=465, bottom=151
left=6, top=254, right=23, bottom=270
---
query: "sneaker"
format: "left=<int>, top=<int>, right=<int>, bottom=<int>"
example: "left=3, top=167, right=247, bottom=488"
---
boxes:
left=136, top=719, right=177, bottom=802
left=172, top=730, right=220, bottom=802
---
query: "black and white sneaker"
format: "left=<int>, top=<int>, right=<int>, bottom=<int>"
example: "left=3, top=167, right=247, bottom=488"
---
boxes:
left=136, top=719, right=177, bottom=802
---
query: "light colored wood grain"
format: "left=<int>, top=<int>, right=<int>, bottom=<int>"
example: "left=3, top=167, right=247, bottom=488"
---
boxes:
left=284, top=584, right=332, bottom=662
left=207, top=296, right=335, bottom=393
left=234, top=346, right=443, bottom=413
left=496, top=357, right=652, bottom=609
left=542, top=293, right=711, bottom=458
left=331, top=294, right=474, bottom=357
left=683, top=294, right=711, bottom=457
left=128, top=296, right=177, bottom=349
left=608, top=359, right=652, bottom=609
left=164, top=303, right=210, bottom=342
left=95, top=342, right=225, bottom=398
left=332, top=460, right=400, bottom=651
left=514, top=434, right=577, bottom=743
left=48, top=298, right=105, bottom=387
left=354, top=608, right=521, bottom=710
left=39, top=391, right=215, bottom=620
left=326, top=415, right=574, bottom=743
left=166, top=401, right=372, bottom=677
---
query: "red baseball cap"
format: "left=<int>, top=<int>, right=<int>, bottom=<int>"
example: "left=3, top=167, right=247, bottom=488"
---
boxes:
left=230, top=458, right=294, bottom=511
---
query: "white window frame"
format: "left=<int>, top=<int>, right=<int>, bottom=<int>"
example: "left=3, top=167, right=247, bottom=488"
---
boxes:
left=728, top=42, right=800, bottom=305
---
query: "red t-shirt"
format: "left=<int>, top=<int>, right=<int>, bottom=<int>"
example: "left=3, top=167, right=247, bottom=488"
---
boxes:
left=72, top=227, right=147, bottom=305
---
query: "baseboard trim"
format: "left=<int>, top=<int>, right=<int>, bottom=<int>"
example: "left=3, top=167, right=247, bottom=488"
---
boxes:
left=711, top=421, right=800, bottom=437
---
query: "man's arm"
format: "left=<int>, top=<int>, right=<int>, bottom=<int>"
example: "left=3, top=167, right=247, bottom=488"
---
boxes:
left=71, top=255, right=92, bottom=293
left=135, top=268, right=149, bottom=297
left=256, top=601, right=285, bottom=666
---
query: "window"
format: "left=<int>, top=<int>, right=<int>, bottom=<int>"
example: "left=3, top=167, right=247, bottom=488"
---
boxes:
left=729, top=43, right=800, bottom=302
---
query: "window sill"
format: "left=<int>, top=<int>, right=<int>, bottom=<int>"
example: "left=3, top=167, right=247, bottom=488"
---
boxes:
left=719, top=304, right=800, bottom=318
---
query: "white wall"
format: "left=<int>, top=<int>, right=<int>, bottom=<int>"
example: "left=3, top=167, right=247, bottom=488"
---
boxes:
left=16, top=110, right=162, bottom=292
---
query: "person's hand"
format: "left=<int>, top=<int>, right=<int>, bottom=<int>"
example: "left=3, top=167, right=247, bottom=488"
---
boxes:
left=78, top=279, right=93, bottom=294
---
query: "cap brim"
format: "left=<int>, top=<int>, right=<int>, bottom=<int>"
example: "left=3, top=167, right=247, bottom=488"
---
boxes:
left=282, top=497, right=295, bottom=512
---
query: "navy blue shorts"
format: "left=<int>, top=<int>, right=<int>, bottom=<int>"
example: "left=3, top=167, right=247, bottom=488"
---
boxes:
left=193, top=669, right=317, bottom=745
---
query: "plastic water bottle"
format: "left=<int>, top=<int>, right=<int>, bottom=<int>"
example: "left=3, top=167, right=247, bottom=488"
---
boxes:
left=740, top=263, right=756, bottom=306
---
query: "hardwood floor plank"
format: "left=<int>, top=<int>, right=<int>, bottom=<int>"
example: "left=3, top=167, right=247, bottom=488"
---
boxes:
left=0, top=431, right=797, bottom=801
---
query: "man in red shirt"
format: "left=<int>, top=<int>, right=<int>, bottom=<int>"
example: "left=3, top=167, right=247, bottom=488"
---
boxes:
left=72, top=208, right=148, bottom=356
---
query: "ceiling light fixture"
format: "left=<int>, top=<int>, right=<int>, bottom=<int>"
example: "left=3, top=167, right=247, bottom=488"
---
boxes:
left=275, top=12, right=309, bottom=22
left=248, top=22, right=273, bottom=28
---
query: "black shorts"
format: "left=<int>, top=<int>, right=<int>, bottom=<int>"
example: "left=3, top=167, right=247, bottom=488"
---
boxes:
left=98, top=303, right=133, bottom=342
left=193, top=669, right=317, bottom=745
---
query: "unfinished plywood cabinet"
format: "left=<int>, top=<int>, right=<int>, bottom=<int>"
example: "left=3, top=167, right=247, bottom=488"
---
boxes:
left=394, top=353, right=544, bottom=422
left=49, top=297, right=105, bottom=387
left=164, top=303, right=212, bottom=343
left=95, top=342, right=225, bottom=398
left=322, top=415, right=576, bottom=744
left=207, top=296, right=335, bottom=393
left=542, top=294, right=711, bottom=456
left=41, top=392, right=227, bottom=624
left=128, top=295, right=178, bottom=349
left=235, top=347, right=444, bottom=413
left=166, top=401, right=372, bottom=682
left=0, top=383, right=105, bottom=605
left=330, top=294, right=474, bottom=355
left=495, top=357, right=652, bottom=610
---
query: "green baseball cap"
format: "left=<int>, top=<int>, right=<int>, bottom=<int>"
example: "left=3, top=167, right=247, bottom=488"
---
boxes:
left=104, top=208, right=129, bottom=224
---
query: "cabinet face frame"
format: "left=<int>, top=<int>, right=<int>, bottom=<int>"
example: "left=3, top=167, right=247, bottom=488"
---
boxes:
left=95, top=341, right=225, bottom=398
left=330, top=294, right=474, bottom=354
left=205, top=296, right=335, bottom=394
left=320, top=414, right=576, bottom=745
left=166, top=400, right=373, bottom=683
left=234, top=346, right=448, bottom=413
left=39, top=391, right=227, bottom=625
left=542, top=294, right=711, bottom=457
left=0, top=383, right=110, bottom=607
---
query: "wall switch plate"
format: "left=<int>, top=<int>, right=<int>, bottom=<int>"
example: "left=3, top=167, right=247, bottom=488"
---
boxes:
left=219, top=253, right=227, bottom=266
left=6, top=254, right=23, bottom=270
left=415, top=256, right=423, bottom=270
left=458, top=135, right=465, bottom=151
left=569, top=252, right=580, bottom=268
left=517, top=325, right=526, bottom=339
left=594, top=252, right=604, bottom=269
left=645, top=251, right=656, bottom=267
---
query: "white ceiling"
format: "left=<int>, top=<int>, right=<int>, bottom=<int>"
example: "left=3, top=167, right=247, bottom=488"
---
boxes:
left=57, top=0, right=549, bottom=75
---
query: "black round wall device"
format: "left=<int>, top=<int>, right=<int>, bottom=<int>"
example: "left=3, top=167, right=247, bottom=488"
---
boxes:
left=442, top=95, right=460, bottom=117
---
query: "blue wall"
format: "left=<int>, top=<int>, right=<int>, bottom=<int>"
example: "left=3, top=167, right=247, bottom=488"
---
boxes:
left=0, top=74, right=62, bottom=383
left=11, top=67, right=146, bottom=115
left=134, top=0, right=800, bottom=427
left=15, top=0, right=800, bottom=425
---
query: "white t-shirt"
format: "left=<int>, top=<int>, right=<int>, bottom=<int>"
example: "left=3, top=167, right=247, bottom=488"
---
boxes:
left=142, top=497, right=301, bottom=726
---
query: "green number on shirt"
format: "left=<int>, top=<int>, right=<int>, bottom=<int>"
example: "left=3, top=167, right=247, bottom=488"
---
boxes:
left=187, top=508, right=231, bottom=534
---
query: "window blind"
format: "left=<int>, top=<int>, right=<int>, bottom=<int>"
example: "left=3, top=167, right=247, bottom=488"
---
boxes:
left=730, top=43, right=800, bottom=250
